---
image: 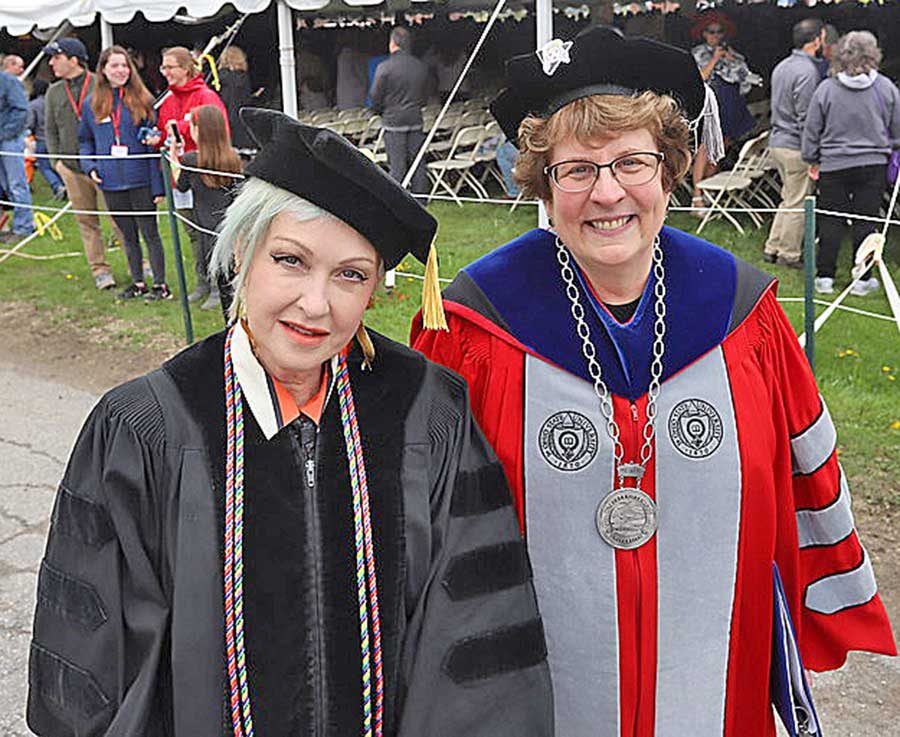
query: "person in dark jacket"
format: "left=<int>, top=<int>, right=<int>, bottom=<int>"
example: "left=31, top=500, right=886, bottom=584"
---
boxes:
left=175, top=103, right=242, bottom=316
left=27, top=79, right=67, bottom=199
left=369, top=27, right=430, bottom=193
left=218, top=46, right=254, bottom=151
left=27, top=108, right=553, bottom=737
left=79, top=46, right=169, bottom=300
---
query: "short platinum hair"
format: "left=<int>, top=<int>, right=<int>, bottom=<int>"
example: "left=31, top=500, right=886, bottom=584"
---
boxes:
left=834, top=31, right=882, bottom=76
left=209, top=177, right=331, bottom=323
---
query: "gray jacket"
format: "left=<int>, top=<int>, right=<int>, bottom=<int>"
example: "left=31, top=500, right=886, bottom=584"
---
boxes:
left=769, top=50, right=821, bottom=150
left=802, top=72, right=900, bottom=172
left=369, top=50, right=430, bottom=130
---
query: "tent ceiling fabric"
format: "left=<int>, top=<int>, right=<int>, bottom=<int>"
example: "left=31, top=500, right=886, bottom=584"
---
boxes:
left=0, top=0, right=450, bottom=35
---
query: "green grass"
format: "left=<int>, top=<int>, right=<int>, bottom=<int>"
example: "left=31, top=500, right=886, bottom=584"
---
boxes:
left=2, top=181, right=897, bottom=505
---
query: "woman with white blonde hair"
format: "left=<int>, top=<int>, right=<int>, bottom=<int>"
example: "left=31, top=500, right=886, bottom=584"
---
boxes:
left=27, top=108, right=552, bottom=737
left=802, top=30, right=900, bottom=296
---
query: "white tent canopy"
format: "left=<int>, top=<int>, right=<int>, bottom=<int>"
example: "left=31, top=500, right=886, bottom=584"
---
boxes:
left=0, top=0, right=418, bottom=36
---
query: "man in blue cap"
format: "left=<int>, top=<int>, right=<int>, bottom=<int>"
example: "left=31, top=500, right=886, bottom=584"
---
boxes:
left=44, top=38, right=121, bottom=290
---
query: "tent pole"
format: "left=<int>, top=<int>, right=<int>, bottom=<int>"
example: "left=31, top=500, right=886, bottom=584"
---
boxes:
left=536, top=0, right=553, bottom=46
left=100, top=18, right=114, bottom=49
left=535, top=0, right=553, bottom=230
left=277, top=0, right=298, bottom=118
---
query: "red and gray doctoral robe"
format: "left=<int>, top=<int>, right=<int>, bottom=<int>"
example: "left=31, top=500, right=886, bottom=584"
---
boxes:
left=412, top=225, right=896, bottom=737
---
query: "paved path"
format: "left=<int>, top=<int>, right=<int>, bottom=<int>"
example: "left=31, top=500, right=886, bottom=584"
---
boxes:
left=0, top=365, right=97, bottom=737
left=0, top=364, right=895, bottom=736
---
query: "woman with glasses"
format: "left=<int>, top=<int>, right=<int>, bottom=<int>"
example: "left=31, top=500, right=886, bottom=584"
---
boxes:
left=690, top=11, right=761, bottom=211
left=413, top=26, right=895, bottom=737
left=148, top=46, right=229, bottom=304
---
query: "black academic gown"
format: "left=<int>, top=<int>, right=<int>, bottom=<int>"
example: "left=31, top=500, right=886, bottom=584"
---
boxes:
left=27, top=330, right=553, bottom=737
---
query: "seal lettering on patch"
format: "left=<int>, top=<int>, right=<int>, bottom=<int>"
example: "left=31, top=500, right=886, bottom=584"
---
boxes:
left=668, top=398, right=724, bottom=459
left=538, top=411, right=598, bottom=471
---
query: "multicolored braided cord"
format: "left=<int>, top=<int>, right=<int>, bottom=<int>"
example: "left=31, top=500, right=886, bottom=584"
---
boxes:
left=224, top=328, right=253, bottom=737
left=336, top=352, right=384, bottom=737
left=223, top=328, right=383, bottom=737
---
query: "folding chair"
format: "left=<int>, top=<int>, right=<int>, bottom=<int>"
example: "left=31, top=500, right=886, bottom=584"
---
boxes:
left=475, top=120, right=507, bottom=194
left=308, top=109, right=338, bottom=126
left=358, top=119, right=387, bottom=169
left=695, top=131, right=771, bottom=235
left=339, top=117, right=370, bottom=145
left=426, top=125, right=489, bottom=205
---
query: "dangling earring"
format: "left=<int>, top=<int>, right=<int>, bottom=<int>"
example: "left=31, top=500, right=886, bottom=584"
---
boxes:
left=356, top=323, right=375, bottom=371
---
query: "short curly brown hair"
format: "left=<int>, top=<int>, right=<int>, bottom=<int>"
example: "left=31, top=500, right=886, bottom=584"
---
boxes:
left=514, top=92, right=692, bottom=201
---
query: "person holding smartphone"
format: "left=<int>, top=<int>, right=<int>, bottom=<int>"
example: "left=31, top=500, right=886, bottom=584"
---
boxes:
left=149, top=46, right=228, bottom=303
left=689, top=11, right=761, bottom=211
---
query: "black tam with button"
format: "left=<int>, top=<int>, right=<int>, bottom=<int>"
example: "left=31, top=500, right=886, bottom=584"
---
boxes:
left=491, top=25, right=708, bottom=145
left=241, top=107, right=436, bottom=271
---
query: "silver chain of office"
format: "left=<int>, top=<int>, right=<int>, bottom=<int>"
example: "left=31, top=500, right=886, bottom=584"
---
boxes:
left=555, top=235, right=666, bottom=549
left=555, top=235, right=666, bottom=475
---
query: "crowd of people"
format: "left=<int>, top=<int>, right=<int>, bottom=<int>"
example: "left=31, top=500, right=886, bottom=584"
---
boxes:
left=766, top=18, right=900, bottom=297
left=22, top=21, right=896, bottom=737
left=0, top=39, right=244, bottom=312
left=2, top=14, right=896, bottom=301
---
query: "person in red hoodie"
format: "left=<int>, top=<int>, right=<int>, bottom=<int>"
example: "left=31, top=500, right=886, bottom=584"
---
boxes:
left=150, top=46, right=229, bottom=301
left=155, top=46, right=228, bottom=152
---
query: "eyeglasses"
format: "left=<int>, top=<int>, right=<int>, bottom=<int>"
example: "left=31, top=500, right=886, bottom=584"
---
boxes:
left=704, top=27, right=724, bottom=34
left=544, top=152, right=665, bottom=192
left=159, top=65, right=182, bottom=72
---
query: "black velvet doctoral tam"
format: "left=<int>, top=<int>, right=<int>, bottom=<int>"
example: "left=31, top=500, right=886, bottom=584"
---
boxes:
left=491, top=25, right=707, bottom=144
left=241, top=107, right=437, bottom=271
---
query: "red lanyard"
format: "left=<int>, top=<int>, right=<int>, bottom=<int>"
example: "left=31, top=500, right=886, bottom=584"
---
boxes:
left=64, top=72, right=91, bottom=121
left=110, top=88, right=124, bottom=144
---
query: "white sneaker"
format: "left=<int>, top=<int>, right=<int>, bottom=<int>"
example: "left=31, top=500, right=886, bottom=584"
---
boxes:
left=814, top=277, right=834, bottom=295
left=850, top=277, right=879, bottom=297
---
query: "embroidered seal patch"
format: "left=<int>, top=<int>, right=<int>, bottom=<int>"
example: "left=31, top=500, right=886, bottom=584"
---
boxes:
left=539, top=411, right=598, bottom=471
left=668, top=398, right=724, bottom=459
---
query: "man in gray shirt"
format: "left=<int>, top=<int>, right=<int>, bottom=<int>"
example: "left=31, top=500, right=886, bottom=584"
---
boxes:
left=369, top=27, right=430, bottom=193
left=764, top=18, right=825, bottom=267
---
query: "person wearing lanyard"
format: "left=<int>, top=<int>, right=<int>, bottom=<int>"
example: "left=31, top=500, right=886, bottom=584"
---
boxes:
left=44, top=38, right=125, bottom=291
left=79, top=46, right=169, bottom=301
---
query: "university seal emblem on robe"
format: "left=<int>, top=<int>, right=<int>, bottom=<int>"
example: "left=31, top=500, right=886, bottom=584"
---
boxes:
left=668, top=398, right=724, bottom=459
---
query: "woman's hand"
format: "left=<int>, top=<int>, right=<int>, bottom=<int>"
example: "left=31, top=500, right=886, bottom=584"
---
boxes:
left=808, top=165, right=820, bottom=181
left=167, top=137, right=184, bottom=161
left=89, top=170, right=102, bottom=185
left=153, top=195, right=165, bottom=205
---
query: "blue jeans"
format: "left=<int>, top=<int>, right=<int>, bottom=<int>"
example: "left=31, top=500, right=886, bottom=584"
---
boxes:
left=0, top=135, right=35, bottom=234
left=34, top=140, right=65, bottom=194
left=496, top=140, right=520, bottom=197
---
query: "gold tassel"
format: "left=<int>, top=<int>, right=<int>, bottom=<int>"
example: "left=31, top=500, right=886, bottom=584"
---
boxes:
left=421, top=240, right=448, bottom=331
left=356, top=323, right=375, bottom=371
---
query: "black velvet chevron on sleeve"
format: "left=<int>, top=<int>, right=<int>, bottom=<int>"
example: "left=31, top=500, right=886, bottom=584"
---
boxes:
left=36, top=561, right=108, bottom=631
left=51, top=486, right=115, bottom=548
left=442, top=540, right=531, bottom=601
left=442, top=619, right=548, bottom=685
left=450, top=461, right=513, bottom=518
